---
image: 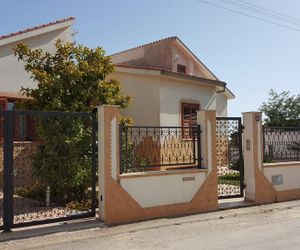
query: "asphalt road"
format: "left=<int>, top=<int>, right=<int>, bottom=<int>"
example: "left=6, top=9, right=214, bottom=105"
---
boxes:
left=2, top=200, right=300, bottom=250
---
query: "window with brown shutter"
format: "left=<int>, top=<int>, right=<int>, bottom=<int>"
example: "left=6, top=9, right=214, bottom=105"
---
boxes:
left=181, top=102, right=200, bottom=138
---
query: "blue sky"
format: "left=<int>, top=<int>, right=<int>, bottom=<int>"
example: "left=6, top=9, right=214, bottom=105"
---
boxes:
left=1, top=0, right=299, bottom=116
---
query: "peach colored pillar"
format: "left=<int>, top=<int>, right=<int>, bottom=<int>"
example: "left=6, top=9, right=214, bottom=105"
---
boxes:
left=197, top=110, right=217, bottom=171
left=242, top=112, right=276, bottom=203
left=197, top=110, right=218, bottom=202
left=98, top=105, right=120, bottom=222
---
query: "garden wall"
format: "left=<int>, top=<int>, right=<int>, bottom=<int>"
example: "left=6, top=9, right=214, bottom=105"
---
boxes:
left=98, top=105, right=218, bottom=225
left=243, top=112, right=300, bottom=204
left=0, top=142, right=38, bottom=190
left=263, top=162, right=300, bottom=202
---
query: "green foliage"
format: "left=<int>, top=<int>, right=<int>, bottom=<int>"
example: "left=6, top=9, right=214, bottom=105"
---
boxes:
left=119, top=123, right=151, bottom=173
left=218, top=173, right=240, bottom=186
left=288, top=142, right=300, bottom=152
left=218, top=173, right=240, bottom=181
left=263, top=158, right=274, bottom=163
left=119, top=115, right=134, bottom=127
left=65, top=189, right=94, bottom=211
left=66, top=199, right=93, bottom=211
left=229, top=158, right=242, bottom=172
left=13, top=40, right=132, bottom=203
left=15, top=184, right=45, bottom=200
left=288, top=142, right=300, bottom=161
left=260, top=89, right=300, bottom=127
left=14, top=40, right=131, bottom=111
left=120, top=126, right=148, bottom=173
left=31, top=115, right=93, bottom=202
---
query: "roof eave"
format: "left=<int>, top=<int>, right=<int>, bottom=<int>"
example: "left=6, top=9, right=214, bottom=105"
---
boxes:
left=0, top=17, right=75, bottom=47
left=224, top=87, right=235, bottom=99
left=115, top=65, right=228, bottom=89
left=160, top=70, right=226, bottom=88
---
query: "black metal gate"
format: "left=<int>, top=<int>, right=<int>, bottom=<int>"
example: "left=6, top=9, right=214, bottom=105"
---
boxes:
left=216, top=117, right=244, bottom=199
left=0, top=110, right=97, bottom=232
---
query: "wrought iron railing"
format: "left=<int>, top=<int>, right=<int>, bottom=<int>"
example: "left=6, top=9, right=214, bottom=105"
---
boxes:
left=216, top=117, right=244, bottom=199
left=119, top=125, right=201, bottom=173
left=263, top=126, right=300, bottom=162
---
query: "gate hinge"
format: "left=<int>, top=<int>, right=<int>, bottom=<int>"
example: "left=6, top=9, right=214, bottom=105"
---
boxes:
left=241, top=125, right=245, bottom=132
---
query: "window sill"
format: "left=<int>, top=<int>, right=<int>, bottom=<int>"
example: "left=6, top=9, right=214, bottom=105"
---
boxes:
left=263, top=161, right=300, bottom=168
left=118, top=167, right=208, bottom=179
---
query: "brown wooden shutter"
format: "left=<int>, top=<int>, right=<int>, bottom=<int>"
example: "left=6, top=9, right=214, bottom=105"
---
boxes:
left=181, top=102, right=200, bottom=138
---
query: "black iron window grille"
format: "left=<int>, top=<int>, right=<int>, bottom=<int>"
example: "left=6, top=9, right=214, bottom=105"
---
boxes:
left=263, top=126, right=300, bottom=162
left=120, top=125, right=202, bottom=173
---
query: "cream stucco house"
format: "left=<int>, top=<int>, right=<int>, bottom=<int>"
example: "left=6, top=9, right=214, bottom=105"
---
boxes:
left=0, top=17, right=74, bottom=139
left=111, top=37, right=234, bottom=127
left=0, top=17, right=74, bottom=109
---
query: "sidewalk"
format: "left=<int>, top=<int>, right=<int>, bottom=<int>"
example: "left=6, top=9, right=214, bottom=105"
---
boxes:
left=0, top=200, right=300, bottom=249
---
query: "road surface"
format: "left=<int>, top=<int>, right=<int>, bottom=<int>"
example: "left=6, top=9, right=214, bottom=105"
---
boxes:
left=1, top=200, right=300, bottom=249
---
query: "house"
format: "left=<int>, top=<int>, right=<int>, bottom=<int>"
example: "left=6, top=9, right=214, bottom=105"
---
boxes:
left=0, top=17, right=74, bottom=106
left=0, top=17, right=75, bottom=139
left=111, top=36, right=234, bottom=127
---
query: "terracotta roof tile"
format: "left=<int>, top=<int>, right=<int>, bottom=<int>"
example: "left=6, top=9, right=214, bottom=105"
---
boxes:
left=0, top=17, right=75, bottom=41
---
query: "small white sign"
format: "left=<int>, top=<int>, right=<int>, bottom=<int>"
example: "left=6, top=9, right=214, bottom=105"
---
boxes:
left=272, top=175, right=283, bottom=185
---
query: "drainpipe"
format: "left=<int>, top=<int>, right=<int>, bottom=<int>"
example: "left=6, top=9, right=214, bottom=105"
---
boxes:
left=198, top=83, right=227, bottom=111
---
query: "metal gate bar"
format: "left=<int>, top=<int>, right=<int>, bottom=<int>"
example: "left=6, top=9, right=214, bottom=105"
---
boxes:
left=0, top=110, right=97, bottom=232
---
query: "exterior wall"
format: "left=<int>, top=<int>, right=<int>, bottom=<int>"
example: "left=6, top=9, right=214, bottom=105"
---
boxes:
left=171, top=43, right=214, bottom=80
left=111, top=70, right=160, bottom=126
left=159, top=77, right=225, bottom=126
left=243, top=112, right=300, bottom=204
left=98, top=105, right=218, bottom=225
left=112, top=39, right=173, bottom=70
left=0, top=142, right=39, bottom=190
left=111, top=37, right=217, bottom=80
left=113, top=69, right=227, bottom=126
left=0, top=26, right=73, bottom=96
left=263, top=162, right=300, bottom=192
left=216, top=92, right=228, bottom=117
left=120, top=172, right=207, bottom=208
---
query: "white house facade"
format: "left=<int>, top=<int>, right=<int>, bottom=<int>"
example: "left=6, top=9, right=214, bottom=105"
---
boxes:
left=0, top=17, right=74, bottom=140
left=111, top=37, right=234, bottom=127
left=0, top=17, right=74, bottom=103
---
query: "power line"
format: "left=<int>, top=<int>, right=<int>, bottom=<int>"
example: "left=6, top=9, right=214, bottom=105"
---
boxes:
left=218, top=0, right=300, bottom=27
left=236, top=0, right=300, bottom=24
left=196, top=0, right=300, bottom=32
